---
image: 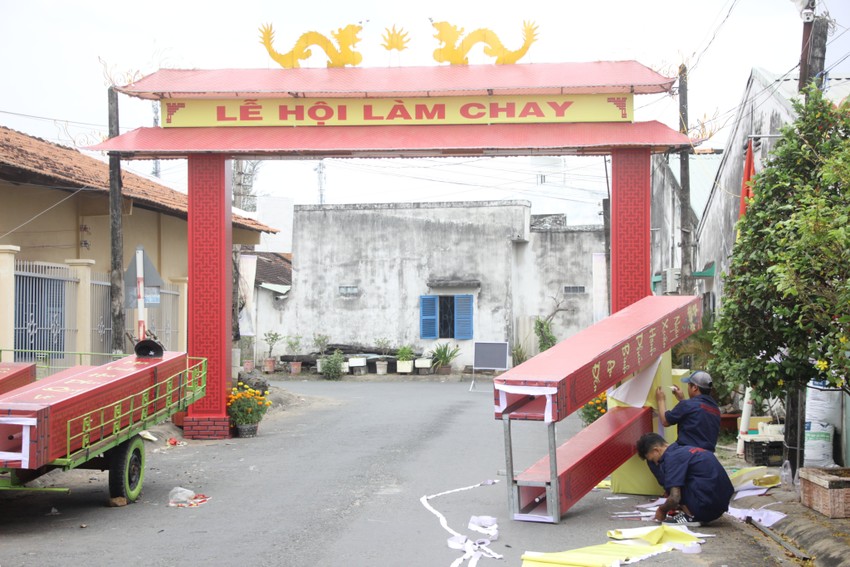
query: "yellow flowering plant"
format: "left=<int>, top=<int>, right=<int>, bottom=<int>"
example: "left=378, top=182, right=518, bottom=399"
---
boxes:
left=578, top=391, right=607, bottom=426
left=227, top=382, right=273, bottom=425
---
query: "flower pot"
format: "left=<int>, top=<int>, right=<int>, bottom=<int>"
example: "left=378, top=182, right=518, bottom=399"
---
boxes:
left=414, top=357, right=432, bottom=374
left=316, top=358, right=324, bottom=374
left=397, top=360, right=414, bottom=374
left=348, top=357, right=367, bottom=367
left=376, top=360, right=388, bottom=375
left=235, top=423, right=259, bottom=438
left=289, top=361, right=302, bottom=375
left=263, top=357, right=276, bottom=373
left=436, top=365, right=452, bottom=375
left=243, top=360, right=255, bottom=373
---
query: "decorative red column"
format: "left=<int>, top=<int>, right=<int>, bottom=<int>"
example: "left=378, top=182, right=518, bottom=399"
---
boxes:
left=610, top=148, right=652, bottom=313
left=184, top=155, right=232, bottom=439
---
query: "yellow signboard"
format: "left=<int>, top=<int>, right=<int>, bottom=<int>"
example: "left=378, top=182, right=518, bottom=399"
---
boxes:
left=162, top=94, right=633, bottom=127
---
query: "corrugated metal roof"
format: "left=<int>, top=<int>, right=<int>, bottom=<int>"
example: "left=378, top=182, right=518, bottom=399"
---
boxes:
left=769, top=71, right=850, bottom=107
left=115, top=62, right=676, bottom=100
left=90, top=121, right=691, bottom=159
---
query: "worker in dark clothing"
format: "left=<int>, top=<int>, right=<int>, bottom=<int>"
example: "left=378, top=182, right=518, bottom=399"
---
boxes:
left=648, top=370, right=721, bottom=488
left=637, top=432, right=734, bottom=526
left=655, top=370, right=721, bottom=451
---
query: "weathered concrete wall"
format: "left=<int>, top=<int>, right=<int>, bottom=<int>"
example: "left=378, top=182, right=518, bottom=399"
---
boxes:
left=696, top=68, right=795, bottom=308
left=278, top=201, right=605, bottom=368
left=513, top=226, right=607, bottom=358
left=650, top=155, right=683, bottom=283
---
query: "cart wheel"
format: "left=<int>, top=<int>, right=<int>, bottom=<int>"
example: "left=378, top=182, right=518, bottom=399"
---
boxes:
left=109, top=435, right=146, bottom=502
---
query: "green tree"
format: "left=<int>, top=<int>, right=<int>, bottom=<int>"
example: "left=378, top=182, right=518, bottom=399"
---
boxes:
left=534, top=317, right=557, bottom=352
left=711, top=87, right=850, bottom=402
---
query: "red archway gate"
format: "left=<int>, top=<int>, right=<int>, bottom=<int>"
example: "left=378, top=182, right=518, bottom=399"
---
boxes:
left=93, top=61, right=690, bottom=439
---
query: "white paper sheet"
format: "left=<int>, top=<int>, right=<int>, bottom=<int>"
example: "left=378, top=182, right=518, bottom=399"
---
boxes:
left=726, top=506, right=787, bottom=527
left=610, top=356, right=663, bottom=407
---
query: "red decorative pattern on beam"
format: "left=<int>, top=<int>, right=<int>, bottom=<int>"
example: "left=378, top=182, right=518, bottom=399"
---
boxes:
left=187, top=155, right=231, bottom=434
left=611, top=148, right=651, bottom=312
left=494, top=295, right=702, bottom=422
left=0, top=363, right=36, bottom=396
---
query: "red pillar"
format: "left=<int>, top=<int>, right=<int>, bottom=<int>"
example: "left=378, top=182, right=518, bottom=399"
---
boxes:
left=610, top=148, right=651, bottom=313
left=184, top=155, right=232, bottom=439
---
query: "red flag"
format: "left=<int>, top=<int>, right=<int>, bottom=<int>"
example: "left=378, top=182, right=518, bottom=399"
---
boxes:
left=739, top=140, right=756, bottom=218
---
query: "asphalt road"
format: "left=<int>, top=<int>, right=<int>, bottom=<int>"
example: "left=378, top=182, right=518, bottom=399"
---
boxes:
left=0, top=379, right=794, bottom=567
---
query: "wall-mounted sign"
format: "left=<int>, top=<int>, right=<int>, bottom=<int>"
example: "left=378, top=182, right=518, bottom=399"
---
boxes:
left=162, top=94, right=633, bottom=128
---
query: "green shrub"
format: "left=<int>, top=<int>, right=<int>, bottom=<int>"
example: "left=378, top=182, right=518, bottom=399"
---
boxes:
left=534, top=318, right=557, bottom=352
left=322, top=349, right=346, bottom=380
left=512, top=343, right=528, bottom=366
left=396, top=345, right=414, bottom=361
left=430, top=342, right=461, bottom=369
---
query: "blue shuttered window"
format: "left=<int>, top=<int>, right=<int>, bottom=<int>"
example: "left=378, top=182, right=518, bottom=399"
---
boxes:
left=420, top=295, right=438, bottom=339
left=454, top=294, right=473, bottom=339
left=420, top=294, right=473, bottom=340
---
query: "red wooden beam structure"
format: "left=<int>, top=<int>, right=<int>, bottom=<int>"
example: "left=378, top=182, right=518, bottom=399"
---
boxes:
left=0, top=353, right=186, bottom=469
left=496, top=295, right=702, bottom=522
left=0, top=363, right=36, bottom=396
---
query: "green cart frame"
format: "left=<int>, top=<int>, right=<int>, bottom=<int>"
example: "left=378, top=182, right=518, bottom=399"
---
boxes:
left=0, top=356, right=207, bottom=502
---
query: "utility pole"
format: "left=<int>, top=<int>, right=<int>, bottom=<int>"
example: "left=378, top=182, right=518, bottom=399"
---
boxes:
left=108, top=87, right=125, bottom=354
left=786, top=4, right=829, bottom=477
left=316, top=160, right=326, bottom=204
left=151, top=101, right=160, bottom=178
left=233, top=160, right=246, bottom=210
left=678, top=64, right=694, bottom=295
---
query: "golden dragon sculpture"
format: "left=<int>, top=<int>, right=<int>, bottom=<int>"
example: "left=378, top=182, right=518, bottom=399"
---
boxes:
left=259, top=23, right=363, bottom=68
left=432, top=20, right=538, bottom=65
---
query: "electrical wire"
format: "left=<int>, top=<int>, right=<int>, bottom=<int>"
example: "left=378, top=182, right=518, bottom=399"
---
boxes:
left=0, top=187, right=86, bottom=239
left=689, top=0, right=742, bottom=75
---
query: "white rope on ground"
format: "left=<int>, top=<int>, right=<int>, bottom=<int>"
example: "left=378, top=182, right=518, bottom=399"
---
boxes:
left=420, top=479, right=504, bottom=566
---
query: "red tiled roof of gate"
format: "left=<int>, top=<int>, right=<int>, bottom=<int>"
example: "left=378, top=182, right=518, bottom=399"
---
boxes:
left=91, top=121, right=691, bottom=158
left=0, top=126, right=275, bottom=233
left=115, top=62, right=676, bottom=99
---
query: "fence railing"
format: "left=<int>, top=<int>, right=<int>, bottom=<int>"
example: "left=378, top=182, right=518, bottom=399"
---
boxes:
left=14, top=261, right=78, bottom=358
left=11, top=262, right=181, bottom=365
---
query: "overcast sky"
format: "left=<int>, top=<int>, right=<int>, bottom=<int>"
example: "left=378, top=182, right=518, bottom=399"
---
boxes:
left=2, top=0, right=849, bottom=226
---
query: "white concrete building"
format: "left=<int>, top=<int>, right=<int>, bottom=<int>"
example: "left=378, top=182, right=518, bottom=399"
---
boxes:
left=275, top=200, right=607, bottom=369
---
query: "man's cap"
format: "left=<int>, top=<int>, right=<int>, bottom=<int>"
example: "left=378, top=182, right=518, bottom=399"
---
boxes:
left=682, top=370, right=712, bottom=389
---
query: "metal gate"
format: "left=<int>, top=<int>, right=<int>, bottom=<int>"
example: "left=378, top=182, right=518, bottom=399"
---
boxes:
left=91, top=271, right=114, bottom=365
left=13, top=261, right=78, bottom=370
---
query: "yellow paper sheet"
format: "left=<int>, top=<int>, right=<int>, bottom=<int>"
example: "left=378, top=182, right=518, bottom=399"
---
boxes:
left=606, top=524, right=700, bottom=545
left=521, top=542, right=671, bottom=566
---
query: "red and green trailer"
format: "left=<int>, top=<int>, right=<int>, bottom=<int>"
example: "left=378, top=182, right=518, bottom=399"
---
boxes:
left=0, top=342, right=206, bottom=501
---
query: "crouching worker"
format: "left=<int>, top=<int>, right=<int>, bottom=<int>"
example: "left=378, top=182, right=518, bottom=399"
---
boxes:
left=637, top=432, right=734, bottom=527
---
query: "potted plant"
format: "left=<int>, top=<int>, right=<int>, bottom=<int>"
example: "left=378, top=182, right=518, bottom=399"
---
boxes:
left=430, top=342, right=461, bottom=375
left=348, top=350, right=367, bottom=375
left=375, top=338, right=391, bottom=375
left=262, top=331, right=283, bottom=374
left=227, top=381, right=272, bottom=437
left=321, top=349, right=346, bottom=380
left=414, top=352, right=433, bottom=374
left=285, top=334, right=303, bottom=375
left=396, top=345, right=414, bottom=374
left=313, top=333, right=330, bottom=373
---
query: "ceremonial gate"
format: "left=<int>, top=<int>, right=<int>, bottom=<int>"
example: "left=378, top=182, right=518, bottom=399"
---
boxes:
left=92, top=61, right=689, bottom=440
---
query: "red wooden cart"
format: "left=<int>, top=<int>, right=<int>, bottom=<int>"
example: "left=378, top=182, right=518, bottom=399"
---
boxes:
left=0, top=342, right=206, bottom=502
